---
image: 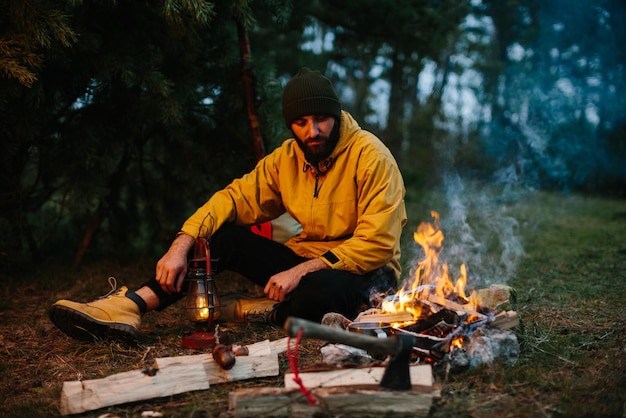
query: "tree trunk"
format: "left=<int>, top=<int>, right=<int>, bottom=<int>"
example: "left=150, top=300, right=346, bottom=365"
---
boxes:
left=383, top=47, right=406, bottom=158
left=9, top=202, right=42, bottom=262
left=72, top=203, right=104, bottom=269
left=72, top=145, right=131, bottom=269
left=235, top=16, right=265, bottom=161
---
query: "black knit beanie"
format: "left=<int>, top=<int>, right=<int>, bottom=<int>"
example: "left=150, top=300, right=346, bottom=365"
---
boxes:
left=282, top=68, right=341, bottom=127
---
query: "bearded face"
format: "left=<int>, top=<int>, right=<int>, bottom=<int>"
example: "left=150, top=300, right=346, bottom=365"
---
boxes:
left=293, top=116, right=340, bottom=165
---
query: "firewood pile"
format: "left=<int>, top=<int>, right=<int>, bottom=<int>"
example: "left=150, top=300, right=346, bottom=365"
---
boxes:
left=349, top=283, right=520, bottom=367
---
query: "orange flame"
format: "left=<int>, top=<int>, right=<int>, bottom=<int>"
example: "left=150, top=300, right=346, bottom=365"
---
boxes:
left=451, top=337, right=464, bottom=350
left=382, top=211, right=482, bottom=316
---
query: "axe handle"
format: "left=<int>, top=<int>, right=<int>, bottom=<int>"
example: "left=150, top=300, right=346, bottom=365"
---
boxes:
left=285, top=316, right=408, bottom=356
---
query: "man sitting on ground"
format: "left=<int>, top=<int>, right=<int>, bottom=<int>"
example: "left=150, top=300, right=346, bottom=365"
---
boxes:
left=49, top=68, right=407, bottom=344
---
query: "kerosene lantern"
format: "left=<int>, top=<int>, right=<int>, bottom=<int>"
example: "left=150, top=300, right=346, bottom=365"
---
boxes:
left=181, top=237, right=224, bottom=349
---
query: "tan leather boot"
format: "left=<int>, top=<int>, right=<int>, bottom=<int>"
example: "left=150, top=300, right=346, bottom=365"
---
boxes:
left=219, top=295, right=277, bottom=324
left=235, top=297, right=277, bottom=323
left=49, top=285, right=141, bottom=344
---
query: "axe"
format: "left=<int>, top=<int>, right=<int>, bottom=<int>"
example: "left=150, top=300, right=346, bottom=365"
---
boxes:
left=284, top=316, right=417, bottom=390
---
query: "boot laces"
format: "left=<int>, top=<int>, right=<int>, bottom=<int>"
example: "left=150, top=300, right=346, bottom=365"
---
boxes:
left=244, top=306, right=277, bottom=324
left=99, top=276, right=121, bottom=299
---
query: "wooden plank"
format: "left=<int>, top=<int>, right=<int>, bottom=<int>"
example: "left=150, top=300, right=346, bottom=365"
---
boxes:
left=60, top=351, right=279, bottom=415
left=283, top=364, right=433, bottom=389
left=229, top=386, right=439, bottom=417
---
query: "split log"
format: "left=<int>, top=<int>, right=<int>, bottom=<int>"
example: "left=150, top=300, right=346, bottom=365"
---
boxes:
left=230, top=387, right=316, bottom=417
left=475, top=284, right=514, bottom=310
left=242, top=338, right=272, bottom=356
left=427, top=294, right=486, bottom=319
left=489, top=310, right=519, bottom=330
left=59, top=339, right=280, bottom=415
left=229, top=385, right=439, bottom=417
left=60, top=360, right=209, bottom=415
left=158, top=352, right=278, bottom=385
left=284, top=364, right=433, bottom=389
left=268, top=336, right=295, bottom=355
left=353, top=311, right=415, bottom=324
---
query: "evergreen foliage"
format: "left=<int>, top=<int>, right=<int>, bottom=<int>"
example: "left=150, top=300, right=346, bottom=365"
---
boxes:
left=0, top=0, right=624, bottom=267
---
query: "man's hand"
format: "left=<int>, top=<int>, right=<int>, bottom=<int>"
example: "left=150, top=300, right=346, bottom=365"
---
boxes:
left=264, top=258, right=328, bottom=302
left=155, top=234, right=195, bottom=293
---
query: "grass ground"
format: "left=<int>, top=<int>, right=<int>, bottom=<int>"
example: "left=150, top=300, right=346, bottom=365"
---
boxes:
left=1, top=190, right=625, bottom=417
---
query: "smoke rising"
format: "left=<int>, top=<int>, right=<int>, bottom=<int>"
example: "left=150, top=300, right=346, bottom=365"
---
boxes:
left=399, top=0, right=625, bottom=291
left=439, top=172, right=525, bottom=289
left=403, top=132, right=527, bottom=291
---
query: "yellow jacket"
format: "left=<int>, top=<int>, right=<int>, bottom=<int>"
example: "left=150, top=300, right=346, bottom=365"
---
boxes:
left=180, top=111, right=407, bottom=279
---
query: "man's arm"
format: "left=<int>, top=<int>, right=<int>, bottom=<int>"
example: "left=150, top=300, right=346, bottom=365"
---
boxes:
left=155, top=233, right=196, bottom=293
left=324, top=151, right=406, bottom=277
left=264, top=258, right=328, bottom=302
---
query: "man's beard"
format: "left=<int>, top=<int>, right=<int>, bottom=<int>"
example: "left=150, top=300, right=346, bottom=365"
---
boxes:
left=295, top=122, right=340, bottom=165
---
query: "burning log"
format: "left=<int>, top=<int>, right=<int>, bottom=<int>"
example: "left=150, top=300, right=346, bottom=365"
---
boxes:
left=354, top=310, right=414, bottom=324
left=426, top=294, right=487, bottom=320
left=323, top=286, right=518, bottom=366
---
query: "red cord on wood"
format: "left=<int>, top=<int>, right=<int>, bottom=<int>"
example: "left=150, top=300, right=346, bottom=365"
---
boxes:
left=287, top=328, right=317, bottom=406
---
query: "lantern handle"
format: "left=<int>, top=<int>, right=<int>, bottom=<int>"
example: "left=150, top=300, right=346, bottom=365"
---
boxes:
left=193, top=237, right=212, bottom=275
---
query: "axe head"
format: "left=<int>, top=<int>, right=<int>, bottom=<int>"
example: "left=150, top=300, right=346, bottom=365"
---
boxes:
left=283, top=317, right=418, bottom=391
left=380, top=334, right=415, bottom=390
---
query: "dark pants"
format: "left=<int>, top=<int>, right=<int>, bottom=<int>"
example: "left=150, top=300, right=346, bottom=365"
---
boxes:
left=144, top=223, right=397, bottom=324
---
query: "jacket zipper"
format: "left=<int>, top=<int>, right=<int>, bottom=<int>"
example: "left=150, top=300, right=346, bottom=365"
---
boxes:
left=304, top=162, right=321, bottom=198
left=314, top=172, right=320, bottom=198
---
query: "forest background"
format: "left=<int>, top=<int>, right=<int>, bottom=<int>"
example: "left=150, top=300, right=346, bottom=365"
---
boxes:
left=1, top=0, right=625, bottom=278
left=2, top=2, right=626, bottom=417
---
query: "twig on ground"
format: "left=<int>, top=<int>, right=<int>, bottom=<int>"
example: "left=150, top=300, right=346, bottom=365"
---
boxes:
left=528, top=344, right=575, bottom=365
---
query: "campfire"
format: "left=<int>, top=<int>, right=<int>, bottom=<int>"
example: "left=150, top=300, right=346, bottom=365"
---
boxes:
left=373, top=210, right=498, bottom=362
left=323, top=210, right=519, bottom=367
